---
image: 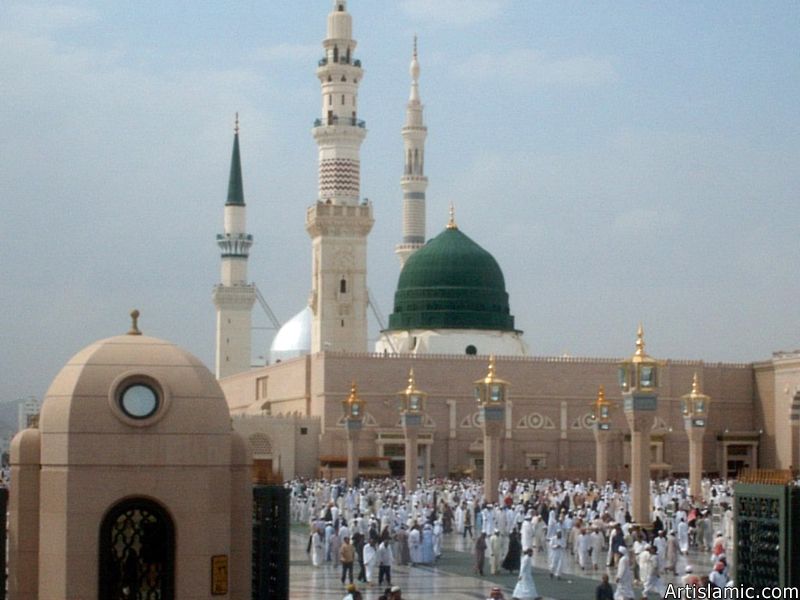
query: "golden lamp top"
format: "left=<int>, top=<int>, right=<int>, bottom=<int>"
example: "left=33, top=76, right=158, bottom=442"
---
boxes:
left=683, top=373, right=709, bottom=400
left=474, top=355, right=509, bottom=387
left=345, top=381, right=362, bottom=406
left=594, top=385, right=610, bottom=409
left=623, top=323, right=658, bottom=365
left=399, top=368, right=426, bottom=398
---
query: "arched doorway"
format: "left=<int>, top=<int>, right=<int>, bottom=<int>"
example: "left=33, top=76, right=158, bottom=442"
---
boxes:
left=99, top=498, right=175, bottom=600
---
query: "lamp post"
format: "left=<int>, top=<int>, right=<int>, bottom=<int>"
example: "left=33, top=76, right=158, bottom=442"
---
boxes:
left=398, top=368, right=426, bottom=492
left=618, top=324, right=659, bottom=526
left=591, top=385, right=613, bottom=484
left=474, top=356, right=509, bottom=504
left=342, top=381, right=365, bottom=486
left=681, top=373, right=710, bottom=500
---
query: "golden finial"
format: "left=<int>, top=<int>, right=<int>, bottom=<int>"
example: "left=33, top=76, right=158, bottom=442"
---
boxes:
left=413, top=35, right=418, bottom=59
left=691, top=372, right=700, bottom=395
left=407, top=368, right=416, bottom=390
left=595, top=385, right=606, bottom=405
left=447, top=202, right=457, bottom=229
left=347, top=380, right=358, bottom=403
left=234, top=112, right=240, bottom=135
left=128, top=309, right=142, bottom=336
left=634, top=322, right=645, bottom=356
left=487, top=354, right=496, bottom=379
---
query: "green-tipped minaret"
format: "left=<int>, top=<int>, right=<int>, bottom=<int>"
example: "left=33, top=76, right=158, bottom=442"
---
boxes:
left=226, top=113, right=245, bottom=206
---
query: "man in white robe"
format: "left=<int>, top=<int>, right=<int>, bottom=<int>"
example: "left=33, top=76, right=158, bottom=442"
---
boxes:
left=362, top=539, right=378, bottom=585
left=614, top=547, right=634, bottom=600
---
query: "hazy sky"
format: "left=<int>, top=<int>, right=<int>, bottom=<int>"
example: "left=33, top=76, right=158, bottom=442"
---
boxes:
left=1, top=1, right=798, bottom=402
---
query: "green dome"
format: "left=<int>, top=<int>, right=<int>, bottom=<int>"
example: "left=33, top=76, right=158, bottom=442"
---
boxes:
left=387, top=226, right=516, bottom=331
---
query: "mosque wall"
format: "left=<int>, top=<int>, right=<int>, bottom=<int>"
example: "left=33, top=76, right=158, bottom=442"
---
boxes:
left=754, top=353, right=800, bottom=469
left=754, top=361, right=778, bottom=468
left=223, top=351, right=767, bottom=478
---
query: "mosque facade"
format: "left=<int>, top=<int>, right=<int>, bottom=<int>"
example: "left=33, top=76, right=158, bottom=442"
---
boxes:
left=218, top=1, right=800, bottom=482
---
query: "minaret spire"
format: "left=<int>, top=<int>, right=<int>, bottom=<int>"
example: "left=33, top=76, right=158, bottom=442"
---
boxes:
left=226, top=113, right=244, bottom=206
left=213, top=114, right=255, bottom=378
left=395, top=35, right=429, bottom=267
left=306, top=2, right=374, bottom=353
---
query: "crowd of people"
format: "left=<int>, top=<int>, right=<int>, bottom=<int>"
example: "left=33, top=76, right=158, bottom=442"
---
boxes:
left=289, top=476, right=737, bottom=600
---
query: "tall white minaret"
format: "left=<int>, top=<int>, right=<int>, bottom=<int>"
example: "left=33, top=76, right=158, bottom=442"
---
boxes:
left=306, top=0, right=374, bottom=353
left=212, top=115, right=256, bottom=378
left=395, top=37, right=428, bottom=267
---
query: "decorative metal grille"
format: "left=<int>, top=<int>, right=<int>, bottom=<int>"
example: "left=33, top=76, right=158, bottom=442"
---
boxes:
left=99, top=499, right=174, bottom=600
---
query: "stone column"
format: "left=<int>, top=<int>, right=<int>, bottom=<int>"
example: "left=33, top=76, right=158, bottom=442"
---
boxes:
left=482, top=407, right=504, bottom=504
left=686, top=426, right=705, bottom=499
left=345, top=420, right=362, bottom=486
left=424, top=444, right=432, bottom=480
left=625, top=411, right=652, bottom=525
left=593, top=428, right=611, bottom=484
left=402, top=412, right=421, bottom=492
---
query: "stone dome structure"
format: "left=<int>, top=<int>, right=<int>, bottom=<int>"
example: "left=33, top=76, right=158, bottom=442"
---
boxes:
left=9, top=317, right=252, bottom=598
left=41, top=332, right=231, bottom=435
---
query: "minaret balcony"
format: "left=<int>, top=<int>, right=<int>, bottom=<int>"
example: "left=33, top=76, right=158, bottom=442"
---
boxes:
left=318, top=57, right=361, bottom=67
left=217, top=233, right=253, bottom=257
left=314, top=116, right=366, bottom=128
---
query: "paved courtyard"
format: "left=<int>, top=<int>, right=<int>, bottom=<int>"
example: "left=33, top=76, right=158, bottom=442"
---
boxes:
left=289, top=526, right=718, bottom=599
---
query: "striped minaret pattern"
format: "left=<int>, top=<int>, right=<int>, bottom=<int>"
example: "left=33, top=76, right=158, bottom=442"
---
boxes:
left=396, top=37, right=428, bottom=267
left=306, top=1, right=374, bottom=353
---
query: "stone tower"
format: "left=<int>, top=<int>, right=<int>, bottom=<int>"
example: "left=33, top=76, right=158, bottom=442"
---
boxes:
left=306, top=0, right=374, bottom=353
left=395, top=36, right=428, bottom=267
left=212, top=116, right=255, bottom=378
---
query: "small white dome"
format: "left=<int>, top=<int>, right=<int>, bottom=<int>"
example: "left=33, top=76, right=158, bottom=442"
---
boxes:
left=270, top=306, right=312, bottom=363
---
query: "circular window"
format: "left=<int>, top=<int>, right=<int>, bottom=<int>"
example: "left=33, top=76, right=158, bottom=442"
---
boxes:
left=119, top=384, right=160, bottom=419
left=465, top=345, right=477, bottom=355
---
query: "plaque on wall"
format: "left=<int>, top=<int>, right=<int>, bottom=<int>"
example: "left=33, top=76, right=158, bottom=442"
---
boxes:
left=211, top=555, right=229, bottom=595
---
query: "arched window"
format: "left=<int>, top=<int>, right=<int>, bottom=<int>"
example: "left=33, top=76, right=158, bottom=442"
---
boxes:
left=99, top=498, right=175, bottom=599
left=340, top=279, right=347, bottom=293
left=466, top=345, right=477, bottom=356
left=333, top=46, right=339, bottom=62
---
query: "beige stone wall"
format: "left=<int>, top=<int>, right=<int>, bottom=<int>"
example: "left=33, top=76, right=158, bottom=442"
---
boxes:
left=226, top=350, right=767, bottom=477
left=232, top=413, right=321, bottom=479
left=754, top=353, right=800, bottom=469
left=754, top=361, right=777, bottom=467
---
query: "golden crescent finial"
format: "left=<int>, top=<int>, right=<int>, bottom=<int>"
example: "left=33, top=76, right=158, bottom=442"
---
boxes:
left=691, top=372, right=700, bottom=394
left=447, top=202, right=457, bottom=229
left=128, top=309, right=142, bottom=336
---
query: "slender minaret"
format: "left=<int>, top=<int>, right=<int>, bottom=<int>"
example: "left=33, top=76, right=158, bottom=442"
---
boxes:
left=306, top=1, right=374, bottom=353
left=212, top=114, right=255, bottom=378
left=395, top=36, right=428, bottom=267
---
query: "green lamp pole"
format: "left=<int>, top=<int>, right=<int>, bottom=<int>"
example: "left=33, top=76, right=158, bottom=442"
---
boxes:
left=474, top=356, right=509, bottom=504
left=619, top=324, right=659, bottom=526
left=342, top=381, right=365, bottom=486
left=682, top=373, right=711, bottom=500
left=398, top=368, right=426, bottom=492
